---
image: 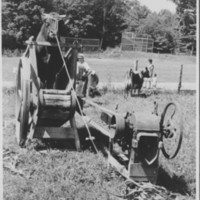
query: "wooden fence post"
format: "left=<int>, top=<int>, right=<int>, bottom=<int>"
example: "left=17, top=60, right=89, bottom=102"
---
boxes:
left=178, top=64, right=183, bottom=94
left=135, top=60, right=138, bottom=71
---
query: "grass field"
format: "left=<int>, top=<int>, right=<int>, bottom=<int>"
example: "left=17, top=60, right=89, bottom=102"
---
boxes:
left=2, top=51, right=196, bottom=83
left=2, top=52, right=197, bottom=199
left=3, top=88, right=196, bottom=200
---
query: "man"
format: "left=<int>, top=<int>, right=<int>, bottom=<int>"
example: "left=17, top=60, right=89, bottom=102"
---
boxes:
left=76, top=53, right=99, bottom=97
left=146, top=59, right=154, bottom=89
left=143, top=67, right=150, bottom=88
left=148, top=59, right=154, bottom=78
left=76, top=53, right=90, bottom=97
left=77, top=53, right=91, bottom=81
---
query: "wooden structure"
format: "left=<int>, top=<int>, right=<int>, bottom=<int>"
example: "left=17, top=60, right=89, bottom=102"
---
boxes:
left=15, top=36, right=81, bottom=151
left=83, top=99, right=183, bottom=183
left=178, top=65, right=183, bottom=93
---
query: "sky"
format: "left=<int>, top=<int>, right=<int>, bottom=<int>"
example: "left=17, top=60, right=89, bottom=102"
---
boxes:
left=139, top=0, right=177, bottom=13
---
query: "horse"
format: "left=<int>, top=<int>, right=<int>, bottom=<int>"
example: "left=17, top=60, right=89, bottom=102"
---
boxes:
left=36, top=12, right=69, bottom=89
left=124, top=68, right=145, bottom=96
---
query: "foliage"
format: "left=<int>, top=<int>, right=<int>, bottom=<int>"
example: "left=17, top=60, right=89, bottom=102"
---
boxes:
left=54, top=0, right=128, bottom=49
left=136, top=10, right=178, bottom=53
left=124, top=0, right=151, bottom=32
left=2, top=0, right=54, bottom=48
left=2, top=0, right=197, bottom=53
left=170, top=0, right=196, bottom=54
left=2, top=48, right=24, bottom=57
left=2, top=0, right=128, bottom=49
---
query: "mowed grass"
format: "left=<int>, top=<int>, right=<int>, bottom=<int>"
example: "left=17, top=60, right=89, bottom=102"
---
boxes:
left=3, top=88, right=196, bottom=199
left=2, top=51, right=196, bottom=199
left=2, top=51, right=196, bottom=83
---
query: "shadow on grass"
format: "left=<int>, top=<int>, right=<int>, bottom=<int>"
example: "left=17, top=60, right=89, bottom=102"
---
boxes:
left=157, top=166, right=191, bottom=195
left=28, top=126, right=109, bottom=154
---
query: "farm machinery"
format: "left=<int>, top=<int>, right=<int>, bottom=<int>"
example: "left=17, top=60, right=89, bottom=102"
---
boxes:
left=83, top=100, right=183, bottom=183
left=15, top=13, right=183, bottom=184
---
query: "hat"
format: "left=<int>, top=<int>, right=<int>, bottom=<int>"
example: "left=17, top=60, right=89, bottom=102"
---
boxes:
left=78, top=53, right=84, bottom=59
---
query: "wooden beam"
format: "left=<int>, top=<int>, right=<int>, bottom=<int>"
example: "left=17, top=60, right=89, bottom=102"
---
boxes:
left=82, top=115, right=115, bottom=138
left=25, top=40, right=76, bottom=48
left=41, top=89, right=71, bottom=95
left=108, top=154, right=129, bottom=177
left=33, top=127, right=75, bottom=139
left=83, top=98, right=118, bottom=116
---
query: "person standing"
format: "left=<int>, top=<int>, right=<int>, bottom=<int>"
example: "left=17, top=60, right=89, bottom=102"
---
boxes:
left=143, top=67, right=150, bottom=88
left=148, top=59, right=154, bottom=77
left=147, top=59, right=154, bottom=88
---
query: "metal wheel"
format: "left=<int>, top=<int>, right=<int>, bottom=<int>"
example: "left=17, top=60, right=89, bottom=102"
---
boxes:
left=160, top=102, right=183, bottom=159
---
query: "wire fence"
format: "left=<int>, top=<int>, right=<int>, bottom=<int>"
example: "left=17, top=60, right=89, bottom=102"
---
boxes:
left=121, top=32, right=154, bottom=53
left=60, top=37, right=100, bottom=52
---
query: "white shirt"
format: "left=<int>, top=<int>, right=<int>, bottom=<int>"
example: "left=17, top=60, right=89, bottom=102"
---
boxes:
left=77, top=61, right=91, bottom=74
left=77, top=61, right=91, bottom=80
left=148, top=64, right=154, bottom=77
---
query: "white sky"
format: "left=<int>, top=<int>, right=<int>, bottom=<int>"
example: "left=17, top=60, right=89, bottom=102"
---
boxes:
left=139, top=0, right=177, bottom=13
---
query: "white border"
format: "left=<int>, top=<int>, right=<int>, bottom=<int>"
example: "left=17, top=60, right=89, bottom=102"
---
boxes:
left=0, top=1, right=3, bottom=199
left=196, top=0, right=199, bottom=199
left=0, top=1, right=199, bottom=200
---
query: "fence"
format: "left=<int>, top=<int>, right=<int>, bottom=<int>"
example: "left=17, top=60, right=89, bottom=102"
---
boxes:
left=121, top=32, right=154, bottom=53
left=60, top=37, right=100, bottom=52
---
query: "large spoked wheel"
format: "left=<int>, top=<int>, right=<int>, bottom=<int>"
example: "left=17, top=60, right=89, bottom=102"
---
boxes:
left=160, top=102, right=183, bottom=159
left=15, top=65, right=31, bottom=147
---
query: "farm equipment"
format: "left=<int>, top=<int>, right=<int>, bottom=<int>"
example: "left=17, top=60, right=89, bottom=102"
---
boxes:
left=82, top=100, right=183, bottom=183
left=15, top=13, right=183, bottom=184
left=15, top=13, right=82, bottom=150
left=15, top=37, right=81, bottom=150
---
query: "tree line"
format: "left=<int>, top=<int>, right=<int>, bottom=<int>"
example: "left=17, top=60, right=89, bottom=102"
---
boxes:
left=2, top=0, right=196, bottom=54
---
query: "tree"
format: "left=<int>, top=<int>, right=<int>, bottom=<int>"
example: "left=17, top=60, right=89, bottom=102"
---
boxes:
left=136, top=10, right=178, bottom=53
left=99, top=0, right=128, bottom=48
left=62, top=0, right=128, bottom=49
left=124, top=0, right=150, bottom=32
left=2, top=0, right=128, bottom=49
left=170, top=0, right=196, bottom=54
left=2, top=0, right=54, bottom=48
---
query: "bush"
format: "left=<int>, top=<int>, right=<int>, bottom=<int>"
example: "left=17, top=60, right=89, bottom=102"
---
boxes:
left=2, top=49, right=24, bottom=57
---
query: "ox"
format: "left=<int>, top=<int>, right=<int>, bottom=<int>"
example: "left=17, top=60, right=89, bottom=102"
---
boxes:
left=124, top=69, right=146, bottom=96
left=36, top=12, right=69, bottom=89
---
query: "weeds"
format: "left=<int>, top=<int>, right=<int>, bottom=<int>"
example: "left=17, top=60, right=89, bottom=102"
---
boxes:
left=3, top=86, right=196, bottom=199
left=4, top=150, right=123, bottom=200
left=2, top=49, right=24, bottom=57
